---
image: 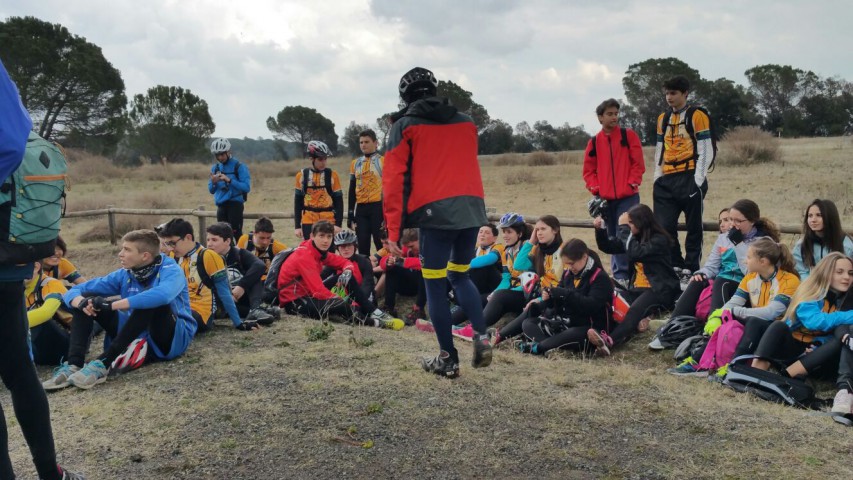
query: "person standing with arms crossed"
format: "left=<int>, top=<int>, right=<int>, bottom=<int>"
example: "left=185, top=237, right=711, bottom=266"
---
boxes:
left=383, top=67, right=492, bottom=378
left=0, top=58, right=84, bottom=480
left=348, top=129, right=385, bottom=255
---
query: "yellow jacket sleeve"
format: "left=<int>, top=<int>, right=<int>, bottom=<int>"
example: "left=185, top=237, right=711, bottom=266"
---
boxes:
left=28, top=297, right=62, bottom=328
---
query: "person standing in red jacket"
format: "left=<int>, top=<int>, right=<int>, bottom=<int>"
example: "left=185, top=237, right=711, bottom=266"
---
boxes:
left=583, top=98, right=645, bottom=285
left=383, top=67, right=492, bottom=378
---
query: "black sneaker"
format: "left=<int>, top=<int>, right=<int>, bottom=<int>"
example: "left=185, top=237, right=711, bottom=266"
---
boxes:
left=421, top=351, right=460, bottom=378
left=472, top=334, right=493, bottom=368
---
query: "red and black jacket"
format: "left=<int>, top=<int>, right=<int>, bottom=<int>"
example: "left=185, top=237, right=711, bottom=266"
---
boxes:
left=382, top=97, right=487, bottom=244
left=582, top=127, right=645, bottom=201
left=277, top=240, right=361, bottom=305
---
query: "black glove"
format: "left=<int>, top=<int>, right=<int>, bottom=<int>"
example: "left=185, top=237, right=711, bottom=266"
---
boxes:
left=395, top=257, right=405, bottom=267
left=236, top=320, right=258, bottom=331
left=728, top=228, right=744, bottom=245
left=80, top=295, right=111, bottom=311
left=337, top=269, right=353, bottom=287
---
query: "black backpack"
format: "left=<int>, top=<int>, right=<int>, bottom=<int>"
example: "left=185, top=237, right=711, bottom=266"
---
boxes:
left=263, top=248, right=296, bottom=297
left=301, top=168, right=334, bottom=197
left=723, top=355, right=828, bottom=410
left=214, top=160, right=248, bottom=201
left=658, top=105, right=719, bottom=172
left=587, top=127, right=628, bottom=158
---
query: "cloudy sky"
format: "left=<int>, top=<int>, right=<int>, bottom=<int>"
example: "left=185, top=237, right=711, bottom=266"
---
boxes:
left=3, top=0, right=852, bottom=140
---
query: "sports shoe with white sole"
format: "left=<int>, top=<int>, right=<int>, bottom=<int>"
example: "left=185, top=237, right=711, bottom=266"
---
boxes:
left=68, top=359, right=109, bottom=390
left=648, top=336, right=665, bottom=350
left=587, top=329, right=613, bottom=356
left=831, top=389, right=853, bottom=415
left=42, top=362, right=80, bottom=391
left=421, top=351, right=460, bottom=378
left=472, top=333, right=493, bottom=368
left=370, top=310, right=404, bottom=330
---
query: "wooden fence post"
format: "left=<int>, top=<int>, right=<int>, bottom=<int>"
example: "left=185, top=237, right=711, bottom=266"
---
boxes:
left=197, top=205, right=206, bottom=237
left=107, top=205, right=117, bottom=245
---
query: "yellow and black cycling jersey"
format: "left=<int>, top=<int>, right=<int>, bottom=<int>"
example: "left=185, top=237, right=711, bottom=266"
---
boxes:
left=350, top=154, right=384, bottom=204
left=177, top=245, right=226, bottom=324
left=236, top=234, right=287, bottom=279
left=656, top=108, right=711, bottom=175
left=295, top=169, right=343, bottom=225
left=528, top=244, right=563, bottom=289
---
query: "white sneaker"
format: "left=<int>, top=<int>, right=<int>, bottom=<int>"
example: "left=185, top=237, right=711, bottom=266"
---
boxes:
left=831, top=389, right=853, bottom=415
left=648, top=337, right=665, bottom=350
left=42, top=362, right=80, bottom=391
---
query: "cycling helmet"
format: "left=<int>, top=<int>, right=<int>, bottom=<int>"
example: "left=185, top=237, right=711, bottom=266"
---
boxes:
left=673, top=334, right=710, bottom=363
left=334, top=229, right=358, bottom=246
left=498, top=212, right=525, bottom=229
left=587, top=196, right=609, bottom=219
left=226, top=267, right=243, bottom=287
left=519, top=271, right=540, bottom=301
left=399, top=67, right=438, bottom=104
left=656, top=315, right=703, bottom=349
left=307, top=140, right=331, bottom=158
left=210, top=138, right=231, bottom=154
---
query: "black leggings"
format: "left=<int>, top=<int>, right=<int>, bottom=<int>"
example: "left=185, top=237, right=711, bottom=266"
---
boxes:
left=30, top=320, right=70, bottom=366
left=384, top=266, right=425, bottom=311
left=451, top=294, right=488, bottom=325
left=469, top=266, right=501, bottom=295
left=522, top=320, right=590, bottom=353
left=486, top=289, right=527, bottom=328
left=671, top=276, right=739, bottom=318
left=0, top=280, right=60, bottom=480
left=753, top=320, right=842, bottom=383
left=68, top=305, right=177, bottom=368
left=610, top=289, right=674, bottom=346
left=354, top=201, right=383, bottom=255
left=283, top=296, right=355, bottom=322
left=235, top=281, right=265, bottom=317
left=217, top=200, right=245, bottom=239
left=733, top=317, right=773, bottom=358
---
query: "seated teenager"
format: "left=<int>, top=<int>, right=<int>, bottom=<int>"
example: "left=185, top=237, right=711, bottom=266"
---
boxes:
left=469, top=215, right=563, bottom=341
left=793, top=199, right=853, bottom=280
left=668, top=238, right=800, bottom=375
left=26, top=260, right=71, bottom=365
left=236, top=216, right=288, bottom=282
left=371, top=230, right=391, bottom=297
left=668, top=199, right=783, bottom=324
left=42, top=230, right=198, bottom=390
left=504, top=239, right=613, bottom=355
left=157, top=218, right=257, bottom=333
left=468, top=223, right=504, bottom=295
left=380, top=228, right=426, bottom=323
left=278, top=221, right=403, bottom=330
left=206, top=222, right=275, bottom=324
left=589, top=204, right=680, bottom=356
left=321, top=229, right=402, bottom=327
left=718, top=207, right=732, bottom=234
left=750, top=253, right=853, bottom=415
left=473, top=213, right=531, bottom=333
left=43, top=235, right=85, bottom=285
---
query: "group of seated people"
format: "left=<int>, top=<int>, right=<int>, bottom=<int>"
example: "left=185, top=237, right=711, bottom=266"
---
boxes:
left=28, top=198, right=853, bottom=417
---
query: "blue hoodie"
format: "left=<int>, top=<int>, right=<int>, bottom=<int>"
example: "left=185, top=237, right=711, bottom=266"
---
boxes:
left=64, top=254, right=197, bottom=360
left=0, top=58, right=35, bottom=282
left=208, top=157, right=251, bottom=205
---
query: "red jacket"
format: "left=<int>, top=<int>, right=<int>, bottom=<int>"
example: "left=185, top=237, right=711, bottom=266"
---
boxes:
left=383, top=97, right=487, bottom=244
left=277, top=240, right=362, bottom=304
left=582, top=127, right=645, bottom=201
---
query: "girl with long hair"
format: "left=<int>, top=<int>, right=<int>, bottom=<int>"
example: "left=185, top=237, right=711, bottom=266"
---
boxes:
left=589, top=204, right=680, bottom=355
left=793, top=199, right=853, bottom=280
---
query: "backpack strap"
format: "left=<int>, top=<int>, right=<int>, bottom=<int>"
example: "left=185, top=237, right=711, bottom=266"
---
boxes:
left=195, top=248, right=214, bottom=289
left=324, top=168, right=333, bottom=197
left=246, top=232, right=255, bottom=252
left=587, top=138, right=596, bottom=158
left=657, top=111, right=673, bottom=166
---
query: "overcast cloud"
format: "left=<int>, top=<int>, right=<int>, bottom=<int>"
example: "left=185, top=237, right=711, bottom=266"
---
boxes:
left=2, top=0, right=851, bottom=140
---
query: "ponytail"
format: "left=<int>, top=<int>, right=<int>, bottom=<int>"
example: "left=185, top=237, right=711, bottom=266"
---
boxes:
left=754, top=217, right=781, bottom=242
left=750, top=237, right=798, bottom=278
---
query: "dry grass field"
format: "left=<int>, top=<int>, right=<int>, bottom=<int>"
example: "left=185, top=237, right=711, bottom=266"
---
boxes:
left=3, top=137, right=853, bottom=479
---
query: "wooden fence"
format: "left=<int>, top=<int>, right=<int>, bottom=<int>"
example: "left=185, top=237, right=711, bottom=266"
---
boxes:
left=64, top=206, right=807, bottom=245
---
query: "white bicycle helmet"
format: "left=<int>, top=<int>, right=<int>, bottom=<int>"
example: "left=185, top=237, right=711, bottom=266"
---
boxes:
left=334, top=229, right=358, bottom=246
left=210, top=138, right=231, bottom=154
left=307, top=140, right=331, bottom=158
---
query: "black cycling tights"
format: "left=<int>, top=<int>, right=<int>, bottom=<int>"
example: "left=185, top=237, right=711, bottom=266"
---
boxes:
left=0, top=281, right=61, bottom=480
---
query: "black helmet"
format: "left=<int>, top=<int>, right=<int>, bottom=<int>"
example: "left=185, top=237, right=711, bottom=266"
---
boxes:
left=399, top=67, right=438, bottom=104
left=656, top=316, right=703, bottom=348
left=673, top=334, right=710, bottom=362
left=587, top=196, right=609, bottom=220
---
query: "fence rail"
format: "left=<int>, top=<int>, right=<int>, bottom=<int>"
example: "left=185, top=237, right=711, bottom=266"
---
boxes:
left=64, top=206, right=809, bottom=245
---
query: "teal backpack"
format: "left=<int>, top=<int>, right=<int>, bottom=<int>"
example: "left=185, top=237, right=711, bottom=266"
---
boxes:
left=0, top=131, right=67, bottom=264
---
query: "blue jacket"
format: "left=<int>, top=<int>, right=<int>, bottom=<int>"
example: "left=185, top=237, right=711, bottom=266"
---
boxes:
left=0, top=58, right=35, bottom=281
left=64, top=255, right=197, bottom=360
left=208, top=157, right=250, bottom=205
left=697, top=227, right=767, bottom=282
left=786, top=297, right=853, bottom=345
left=793, top=236, right=853, bottom=280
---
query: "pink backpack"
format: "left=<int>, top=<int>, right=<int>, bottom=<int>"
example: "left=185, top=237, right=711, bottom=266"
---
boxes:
left=697, top=310, right=744, bottom=370
left=694, top=283, right=714, bottom=321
